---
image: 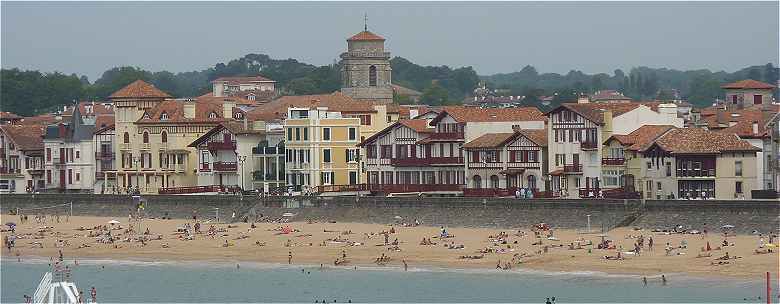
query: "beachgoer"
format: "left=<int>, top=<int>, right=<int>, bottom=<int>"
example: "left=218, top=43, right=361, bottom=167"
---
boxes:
left=403, top=259, right=408, bottom=271
left=546, top=298, right=552, bottom=304
left=642, top=277, right=647, bottom=287
left=288, top=251, right=293, bottom=264
left=661, top=275, right=667, bottom=286
left=90, top=287, right=97, bottom=302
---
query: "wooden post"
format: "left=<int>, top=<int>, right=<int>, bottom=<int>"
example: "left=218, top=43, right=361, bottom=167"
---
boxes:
left=768, top=271, right=771, bottom=304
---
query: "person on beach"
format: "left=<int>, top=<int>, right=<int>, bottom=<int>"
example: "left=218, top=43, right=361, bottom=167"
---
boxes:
left=648, top=237, right=654, bottom=251
left=90, top=287, right=97, bottom=302
left=642, top=277, right=647, bottom=287
left=545, top=298, right=552, bottom=304
left=661, top=275, right=667, bottom=286
left=288, top=251, right=293, bottom=264
left=403, top=259, right=408, bottom=271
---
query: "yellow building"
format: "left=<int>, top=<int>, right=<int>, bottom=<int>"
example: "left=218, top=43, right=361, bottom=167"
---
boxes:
left=108, top=80, right=240, bottom=194
left=284, top=106, right=363, bottom=192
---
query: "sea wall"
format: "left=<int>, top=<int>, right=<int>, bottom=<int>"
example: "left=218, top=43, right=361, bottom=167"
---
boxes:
left=1, top=194, right=777, bottom=234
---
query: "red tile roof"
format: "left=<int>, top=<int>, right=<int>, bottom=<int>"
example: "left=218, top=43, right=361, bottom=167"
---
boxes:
left=246, top=92, right=377, bottom=121
left=0, top=124, right=45, bottom=150
left=607, top=125, right=675, bottom=151
left=431, top=106, right=546, bottom=125
left=717, top=110, right=779, bottom=139
left=721, top=79, right=776, bottom=90
left=211, top=76, right=275, bottom=84
left=0, top=111, right=21, bottom=120
left=109, top=80, right=172, bottom=99
left=19, top=114, right=58, bottom=126
left=76, top=102, right=114, bottom=116
left=553, top=103, right=644, bottom=125
left=136, top=99, right=228, bottom=124
left=649, top=128, right=759, bottom=154
left=358, top=119, right=432, bottom=146
left=94, top=115, right=115, bottom=129
left=463, top=128, right=548, bottom=149
left=348, top=30, right=385, bottom=41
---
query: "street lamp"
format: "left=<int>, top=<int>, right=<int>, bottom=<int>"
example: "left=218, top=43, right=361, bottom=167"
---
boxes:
left=238, top=155, right=247, bottom=192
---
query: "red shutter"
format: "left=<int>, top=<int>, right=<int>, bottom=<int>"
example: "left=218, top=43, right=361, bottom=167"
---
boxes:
left=754, top=95, right=763, bottom=105
left=509, top=151, right=515, bottom=162
left=472, top=151, right=480, bottom=163
left=495, top=151, right=501, bottom=162
left=410, top=145, right=417, bottom=158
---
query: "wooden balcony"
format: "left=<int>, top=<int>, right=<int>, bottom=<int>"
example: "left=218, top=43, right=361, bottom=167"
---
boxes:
left=563, top=164, right=582, bottom=173
left=463, top=187, right=544, bottom=197
left=207, top=141, right=236, bottom=151
left=95, top=151, right=115, bottom=159
left=158, top=184, right=241, bottom=195
left=389, top=157, right=464, bottom=166
left=315, top=183, right=464, bottom=194
left=580, top=141, right=598, bottom=150
left=213, top=161, right=237, bottom=172
left=601, top=158, right=625, bottom=166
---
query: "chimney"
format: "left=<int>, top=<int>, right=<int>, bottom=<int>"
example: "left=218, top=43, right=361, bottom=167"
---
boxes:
left=577, top=95, right=590, bottom=104
left=752, top=121, right=759, bottom=135
left=601, top=110, right=613, bottom=140
left=183, top=102, right=196, bottom=119
left=223, top=101, right=236, bottom=119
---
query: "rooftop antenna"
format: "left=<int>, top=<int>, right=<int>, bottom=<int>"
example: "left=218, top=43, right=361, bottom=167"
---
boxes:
left=364, top=13, right=368, bottom=31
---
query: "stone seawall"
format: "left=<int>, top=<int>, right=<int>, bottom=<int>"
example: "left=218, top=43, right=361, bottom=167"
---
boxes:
left=1, top=194, right=777, bottom=234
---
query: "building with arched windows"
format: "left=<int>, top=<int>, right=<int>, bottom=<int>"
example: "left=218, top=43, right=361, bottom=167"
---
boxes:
left=340, top=29, right=393, bottom=104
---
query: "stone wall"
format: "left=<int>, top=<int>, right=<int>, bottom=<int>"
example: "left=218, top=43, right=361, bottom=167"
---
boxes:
left=1, top=194, right=777, bottom=234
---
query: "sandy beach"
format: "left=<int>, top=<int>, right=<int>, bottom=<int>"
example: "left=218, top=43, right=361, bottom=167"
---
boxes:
left=2, top=214, right=777, bottom=279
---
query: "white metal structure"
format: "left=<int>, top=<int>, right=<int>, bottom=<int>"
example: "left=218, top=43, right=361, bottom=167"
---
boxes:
left=32, top=265, right=95, bottom=304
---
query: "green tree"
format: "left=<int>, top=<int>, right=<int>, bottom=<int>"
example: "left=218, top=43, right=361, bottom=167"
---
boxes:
left=687, top=75, right=722, bottom=107
left=420, top=82, right=449, bottom=105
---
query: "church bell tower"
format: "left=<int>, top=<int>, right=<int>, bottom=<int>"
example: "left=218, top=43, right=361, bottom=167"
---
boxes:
left=340, top=20, right=393, bottom=104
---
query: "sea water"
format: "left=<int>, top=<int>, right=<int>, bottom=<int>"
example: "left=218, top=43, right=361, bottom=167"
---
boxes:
left=0, top=258, right=772, bottom=303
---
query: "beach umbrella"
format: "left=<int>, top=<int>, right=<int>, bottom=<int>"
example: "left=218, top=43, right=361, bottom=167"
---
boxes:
left=108, top=220, right=120, bottom=225
left=282, top=213, right=295, bottom=217
left=721, top=224, right=735, bottom=229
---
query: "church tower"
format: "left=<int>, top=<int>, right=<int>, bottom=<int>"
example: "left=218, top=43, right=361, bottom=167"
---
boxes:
left=340, top=24, right=393, bottom=104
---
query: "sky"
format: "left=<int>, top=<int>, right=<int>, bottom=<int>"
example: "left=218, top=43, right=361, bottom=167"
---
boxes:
left=2, top=1, right=778, bottom=81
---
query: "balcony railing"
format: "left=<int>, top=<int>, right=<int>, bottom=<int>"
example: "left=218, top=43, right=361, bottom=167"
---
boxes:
left=207, top=141, right=236, bottom=151
left=601, top=158, right=625, bottom=166
left=120, top=143, right=131, bottom=150
left=389, top=156, right=464, bottom=166
left=95, top=151, right=115, bottom=159
left=27, top=169, right=44, bottom=175
left=158, top=184, right=241, bottom=195
left=676, top=169, right=716, bottom=178
left=580, top=141, right=598, bottom=150
left=578, top=188, right=601, bottom=198
left=563, top=164, right=582, bottom=173
left=213, top=161, right=237, bottom=171
left=95, top=171, right=116, bottom=179
left=141, top=143, right=151, bottom=150
left=199, top=163, right=211, bottom=172
left=252, top=146, right=284, bottom=155
left=315, top=183, right=464, bottom=194
left=0, top=167, right=21, bottom=174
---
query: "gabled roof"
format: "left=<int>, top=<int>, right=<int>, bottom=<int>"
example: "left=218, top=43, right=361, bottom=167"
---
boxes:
left=0, top=124, right=45, bottom=151
left=430, top=106, right=546, bottom=125
left=721, top=79, right=776, bottom=90
left=590, top=90, right=632, bottom=101
left=647, top=128, right=759, bottom=154
left=391, top=84, right=422, bottom=96
left=75, top=102, right=114, bottom=117
left=717, top=110, right=779, bottom=139
left=358, top=119, right=432, bottom=147
left=188, top=122, right=265, bottom=148
left=109, top=80, right=172, bottom=99
left=549, top=102, right=648, bottom=125
left=211, top=76, right=275, bottom=84
left=606, top=125, right=675, bottom=151
left=19, top=114, right=58, bottom=126
left=348, top=30, right=385, bottom=41
left=463, top=128, right=548, bottom=149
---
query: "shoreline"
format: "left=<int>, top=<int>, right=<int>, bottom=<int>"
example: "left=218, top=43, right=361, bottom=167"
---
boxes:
left=2, top=216, right=777, bottom=281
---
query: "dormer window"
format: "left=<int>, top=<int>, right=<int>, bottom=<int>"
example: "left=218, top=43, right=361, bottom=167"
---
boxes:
left=234, top=112, right=243, bottom=119
left=142, top=112, right=151, bottom=120
left=160, top=112, right=169, bottom=121
left=209, top=112, right=218, bottom=119
left=248, top=94, right=256, bottom=101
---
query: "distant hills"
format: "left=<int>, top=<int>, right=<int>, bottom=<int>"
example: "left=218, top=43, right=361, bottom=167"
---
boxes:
left=1, top=53, right=777, bottom=116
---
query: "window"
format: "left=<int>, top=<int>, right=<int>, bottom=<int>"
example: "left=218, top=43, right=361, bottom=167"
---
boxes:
left=287, top=128, right=293, bottom=141
left=321, top=171, right=334, bottom=185
left=575, top=177, right=581, bottom=188
left=735, top=160, right=742, bottom=176
left=160, top=112, right=169, bottom=121
left=380, top=145, right=392, bottom=159
left=646, top=162, right=652, bottom=169
left=367, top=145, right=377, bottom=159
left=323, top=149, right=331, bottom=163
left=303, top=128, right=309, bottom=141
left=46, top=148, right=51, bottom=162
left=123, top=132, right=130, bottom=144
left=471, top=151, right=480, bottom=163
left=323, top=128, right=331, bottom=141
left=735, top=181, right=743, bottom=194
left=657, top=182, right=662, bottom=191
left=348, top=128, right=357, bottom=141
left=665, top=162, right=672, bottom=177
left=527, top=175, right=537, bottom=189
left=732, top=95, right=738, bottom=104
left=472, top=175, right=482, bottom=189
left=602, top=170, right=624, bottom=187
left=161, top=131, right=168, bottom=143
left=46, top=170, right=51, bottom=184
left=76, top=172, right=80, bottom=182
left=295, top=128, right=301, bottom=141
left=490, top=175, right=500, bottom=189
left=528, top=150, right=538, bottom=162
left=143, top=132, right=149, bottom=144
left=346, top=149, right=359, bottom=163
left=369, top=65, right=377, bottom=86
left=386, top=115, right=391, bottom=123
left=209, top=112, right=218, bottom=119
left=68, top=169, right=73, bottom=184
left=754, top=94, right=763, bottom=105
left=349, top=171, right=358, bottom=185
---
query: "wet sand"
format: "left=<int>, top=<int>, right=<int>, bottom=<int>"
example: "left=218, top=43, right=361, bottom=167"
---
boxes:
left=2, top=215, right=777, bottom=279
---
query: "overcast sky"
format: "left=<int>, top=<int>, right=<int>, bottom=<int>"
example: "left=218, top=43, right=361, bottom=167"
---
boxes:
left=2, top=2, right=778, bottom=81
